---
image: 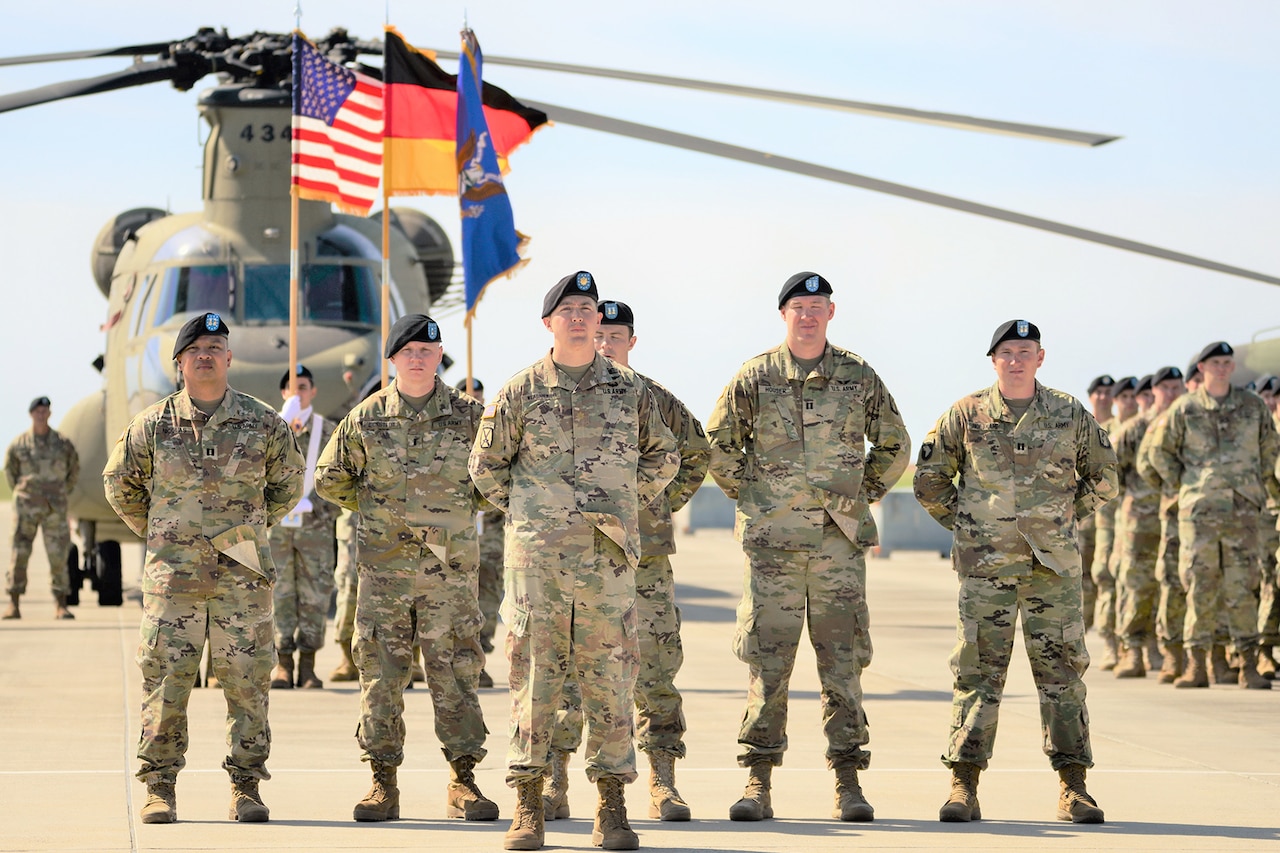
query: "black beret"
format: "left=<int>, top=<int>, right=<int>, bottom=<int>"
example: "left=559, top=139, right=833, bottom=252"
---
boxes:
left=172, top=312, right=229, bottom=358
left=1185, top=361, right=1202, bottom=381
left=542, top=271, right=599, bottom=318
left=777, top=271, right=833, bottom=308
left=599, top=300, right=635, bottom=330
left=1194, top=340, right=1234, bottom=365
left=384, top=314, right=442, bottom=358
left=1136, top=374, right=1154, bottom=394
left=987, top=319, right=1041, bottom=356
left=29, top=396, right=50, bottom=412
left=455, top=378, right=484, bottom=393
left=279, top=364, right=315, bottom=391
left=1086, top=374, right=1116, bottom=394
left=1153, top=365, right=1184, bottom=386
left=1257, top=374, right=1279, bottom=394
left=1114, top=376, right=1138, bottom=393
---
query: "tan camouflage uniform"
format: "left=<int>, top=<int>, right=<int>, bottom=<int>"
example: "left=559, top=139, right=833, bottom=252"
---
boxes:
left=332, top=509, right=359, bottom=646
left=1147, top=387, right=1280, bottom=652
left=1136, top=411, right=1187, bottom=651
left=5, top=427, right=79, bottom=598
left=468, top=351, right=678, bottom=786
left=707, top=343, right=909, bottom=770
left=477, top=509, right=505, bottom=652
left=914, top=381, right=1116, bottom=770
left=1111, top=412, right=1162, bottom=652
left=103, top=388, right=303, bottom=785
left=315, top=379, right=489, bottom=767
left=1091, top=418, right=1124, bottom=643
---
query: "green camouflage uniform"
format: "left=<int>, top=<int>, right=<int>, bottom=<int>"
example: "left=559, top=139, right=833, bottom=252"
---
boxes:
left=468, top=352, right=678, bottom=786
left=268, top=414, right=339, bottom=655
left=102, top=388, right=303, bottom=785
left=1091, top=418, right=1125, bottom=641
left=1136, top=410, right=1186, bottom=648
left=707, top=343, right=909, bottom=770
left=1111, top=412, right=1162, bottom=649
left=914, top=382, right=1116, bottom=771
left=477, top=509, right=505, bottom=650
left=315, top=379, right=488, bottom=767
left=332, top=509, right=359, bottom=645
left=1261, top=411, right=1280, bottom=649
left=552, top=375, right=710, bottom=759
left=1147, top=386, right=1280, bottom=652
left=5, top=427, right=79, bottom=598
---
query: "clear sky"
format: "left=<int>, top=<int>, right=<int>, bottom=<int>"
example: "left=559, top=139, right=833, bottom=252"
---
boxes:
left=2, top=1, right=1278, bottom=451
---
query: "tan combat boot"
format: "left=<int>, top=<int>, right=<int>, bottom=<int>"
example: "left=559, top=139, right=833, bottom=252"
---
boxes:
left=1175, top=647, right=1209, bottom=688
left=53, top=594, right=74, bottom=620
left=296, top=650, right=323, bottom=689
left=1113, top=643, right=1146, bottom=678
left=1211, top=644, right=1236, bottom=684
left=939, top=762, right=981, bottom=822
left=1157, top=643, right=1184, bottom=684
left=1055, top=765, right=1104, bottom=823
left=647, top=752, right=690, bottom=821
left=728, top=759, right=773, bottom=821
left=1145, top=637, right=1164, bottom=672
left=330, top=637, right=358, bottom=681
left=228, top=774, right=270, bottom=822
left=270, top=651, right=294, bottom=689
left=1256, top=645, right=1277, bottom=680
left=2, top=593, right=20, bottom=620
left=447, top=755, right=499, bottom=820
left=353, top=762, right=400, bottom=821
left=1238, top=648, right=1273, bottom=690
left=543, top=748, right=571, bottom=820
left=1098, top=634, right=1119, bottom=671
left=504, top=775, right=545, bottom=851
left=592, top=776, right=639, bottom=850
left=140, top=779, right=177, bottom=824
left=832, top=763, right=874, bottom=821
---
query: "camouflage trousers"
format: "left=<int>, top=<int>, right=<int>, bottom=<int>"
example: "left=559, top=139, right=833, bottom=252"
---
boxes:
left=504, top=533, right=640, bottom=786
left=1115, top=524, right=1161, bottom=646
left=6, top=496, right=70, bottom=597
left=944, top=564, right=1092, bottom=771
left=1178, top=506, right=1261, bottom=651
left=478, top=512, right=505, bottom=649
left=1091, top=520, right=1117, bottom=642
left=135, top=558, right=274, bottom=783
left=551, top=553, right=687, bottom=758
left=1259, top=519, right=1280, bottom=646
left=333, top=536, right=358, bottom=645
left=1155, top=506, right=1186, bottom=646
left=1078, top=518, right=1097, bottom=629
left=353, top=547, right=487, bottom=766
left=733, top=524, right=871, bottom=770
left=269, top=525, right=336, bottom=654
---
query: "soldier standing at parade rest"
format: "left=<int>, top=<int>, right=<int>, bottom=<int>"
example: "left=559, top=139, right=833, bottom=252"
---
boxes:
left=914, top=319, right=1116, bottom=825
left=1256, top=375, right=1280, bottom=679
left=268, top=365, right=340, bottom=690
left=456, top=377, right=503, bottom=690
left=4, top=396, right=79, bottom=620
left=706, top=272, right=910, bottom=825
left=103, top=312, right=304, bottom=825
left=314, top=314, right=499, bottom=822
left=1078, top=374, right=1114, bottom=633
left=1145, top=341, right=1279, bottom=689
left=469, top=271, right=678, bottom=851
left=543, top=299, right=709, bottom=823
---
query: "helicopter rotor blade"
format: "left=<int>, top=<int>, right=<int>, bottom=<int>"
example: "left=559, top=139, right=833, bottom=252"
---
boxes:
left=0, top=60, right=180, bottom=114
left=431, top=50, right=1119, bottom=147
left=527, top=100, right=1279, bottom=286
left=0, top=43, right=175, bottom=67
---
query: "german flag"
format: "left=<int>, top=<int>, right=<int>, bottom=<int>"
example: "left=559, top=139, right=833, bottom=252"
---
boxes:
left=383, top=27, right=547, bottom=196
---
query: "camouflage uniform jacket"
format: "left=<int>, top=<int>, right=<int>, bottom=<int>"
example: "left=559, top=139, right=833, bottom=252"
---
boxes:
left=315, top=380, right=485, bottom=568
left=4, top=428, right=79, bottom=504
left=636, top=373, right=710, bottom=555
left=913, top=381, right=1117, bottom=578
left=468, top=351, right=679, bottom=569
left=1093, top=417, right=1125, bottom=532
left=1137, top=407, right=1179, bottom=514
left=1112, top=410, right=1161, bottom=535
left=1146, top=385, right=1280, bottom=519
left=102, top=388, right=304, bottom=595
left=706, top=342, right=910, bottom=551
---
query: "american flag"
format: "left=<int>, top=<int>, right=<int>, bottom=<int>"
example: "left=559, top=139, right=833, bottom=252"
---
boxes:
left=291, top=34, right=384, bottom=214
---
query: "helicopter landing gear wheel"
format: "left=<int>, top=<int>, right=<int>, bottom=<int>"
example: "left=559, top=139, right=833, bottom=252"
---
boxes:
left=96, top=541, right=123, bottom=607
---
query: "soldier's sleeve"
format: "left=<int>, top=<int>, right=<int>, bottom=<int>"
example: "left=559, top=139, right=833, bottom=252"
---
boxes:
left=314, top=416, right=364, bottom=513
left=468, top=393, right=519, bottom=513
left=3, top=441, right=15, bottom=490
left=661, top=393, right=710, bottom=514
left=705, top=373, right=752, bottom=500
left=1260, top=401, right=1280, bottom=506
left=1147, top=406, right=1186, bottom=491
left=1136, top=418, right=1166, bottom=491
left=1074, top=408, right=1119, bottom=519
left=636, top=386, right=679, bottom=510
left=1111, top=423, right=1137, bottom=501
left=912, top=407, right=964, bottom=530
left=102, top=419, right=154, bottom=538
left=862, top=371, right=911, bottom=502
left=263, top=413, right=305, bottom=526
left=64, top=437, right=80, bottom=494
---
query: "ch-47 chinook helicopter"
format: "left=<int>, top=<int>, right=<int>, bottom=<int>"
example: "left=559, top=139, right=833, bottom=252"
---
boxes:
left=2, top=26, right=1278, bottom=605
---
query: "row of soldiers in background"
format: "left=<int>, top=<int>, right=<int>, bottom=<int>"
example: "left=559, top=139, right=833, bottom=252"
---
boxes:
left=1079, top=343, right=1280, bottom=690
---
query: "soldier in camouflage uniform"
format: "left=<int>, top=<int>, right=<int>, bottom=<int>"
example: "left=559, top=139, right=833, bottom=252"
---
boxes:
left=1256, top=376, right=1280, bottom=678
left=329, top=508, right=360, bottom=681
left=468, top=272, right=678, bottom=851
left=269, top=365, right=339, bottom=690
left=1146, top=341, right=1279, bottom=689
left=314, top=315, right=498, bottom=823
left=103, top=313, right=304, bottom=825
left=1085, top=374, right=1123, bottom=667
left=543, top=300, right=709, bottom=824
left=4, top=396, right=79, bottom=620
left=456, top=378, right=504, bottom=689
left=915, top=319, right=1115, bottom=825
left=1077, top=375, right=1114, bottom=633
left=707, top=272, right=909, bottom=825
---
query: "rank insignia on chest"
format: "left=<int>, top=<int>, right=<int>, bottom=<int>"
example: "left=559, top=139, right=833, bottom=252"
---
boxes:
left=204, top=446, right=217, bottom=458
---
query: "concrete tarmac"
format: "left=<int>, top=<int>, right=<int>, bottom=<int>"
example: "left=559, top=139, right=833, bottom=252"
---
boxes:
left=2, top=503, right=1278, bottom=852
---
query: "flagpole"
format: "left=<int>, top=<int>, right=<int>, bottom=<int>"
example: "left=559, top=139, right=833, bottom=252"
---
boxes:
left=380, top=182, right=391, bottom=390
left=288, top=26, right=301, bottom=400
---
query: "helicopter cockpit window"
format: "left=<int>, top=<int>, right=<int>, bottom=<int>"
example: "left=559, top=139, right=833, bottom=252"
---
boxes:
left=239, top=263, right=380, bottom=326
left=153, top=265, right=232, bottom=325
